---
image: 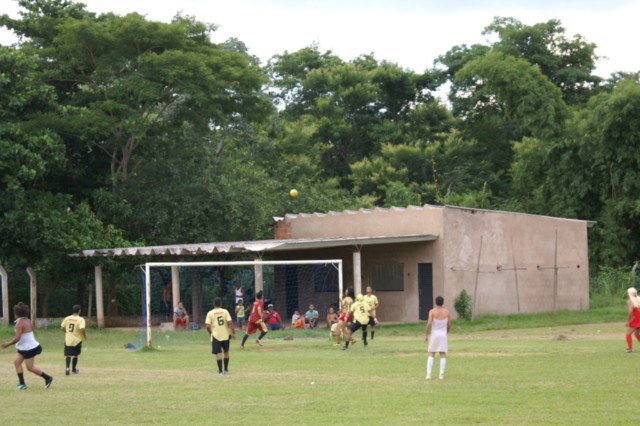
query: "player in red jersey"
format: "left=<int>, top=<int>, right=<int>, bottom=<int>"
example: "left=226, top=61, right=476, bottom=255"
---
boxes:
left=625, top=287, right=640, bottom=352
left=240, top=290, right=268, bottom=348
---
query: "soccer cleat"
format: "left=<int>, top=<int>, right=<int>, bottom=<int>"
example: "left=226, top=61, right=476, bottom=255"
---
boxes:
left=223, top=370, right=230, bottom=375
left=16, top=384, right=27, bottom=391
left=255, top=339, right=263, bottom=346
left=218, top=371, right=224, bottom=376
left=72, top=369, right=79, bottom=374
left=364, top=341, right=368, bottom=347
left=44, top=377, right=53, bottom=389
left=240, top=344, right=244, bottom=349
left=438, top=374, right=444, bottom=380
left=65, top=369, right=70, bottom=376
left=626, top=348, right=633, bottom=353
left=426, top=375, right=431, bottom=380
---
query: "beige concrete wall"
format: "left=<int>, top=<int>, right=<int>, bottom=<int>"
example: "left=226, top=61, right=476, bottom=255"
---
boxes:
left=442, top=207, right=590, bottom=317
left=282, top=206, right=447, bottom=323
left=286, top=205, right=444, bottom=238
left=277, top=204, right=590, bottom=322
left=360, top=240, right=444, bottom=323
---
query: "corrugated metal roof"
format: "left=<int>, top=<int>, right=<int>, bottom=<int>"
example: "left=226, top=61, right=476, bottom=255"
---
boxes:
left=74, top=234, right=437, bottom=258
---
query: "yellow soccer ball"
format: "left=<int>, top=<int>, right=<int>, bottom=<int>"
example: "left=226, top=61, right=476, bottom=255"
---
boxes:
left=289, top=189, right=298, bottom=198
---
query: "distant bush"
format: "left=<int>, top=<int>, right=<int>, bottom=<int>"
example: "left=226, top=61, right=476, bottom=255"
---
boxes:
left=454, top=289, right=473, bottom=321
left=590, top=266, right=637, bottom=309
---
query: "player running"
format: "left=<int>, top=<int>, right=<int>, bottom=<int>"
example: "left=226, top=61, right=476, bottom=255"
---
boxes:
left=240, top=290, right=268, bottom=348
left=624, top=287, right=640, bottom=352
left=335, top=288, right=355, bottom=346
left=1, top=302, right=54, bottom=390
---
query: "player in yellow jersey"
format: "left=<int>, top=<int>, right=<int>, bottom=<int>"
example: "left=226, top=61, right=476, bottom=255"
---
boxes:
left=343, top=294, right=372, bottom=350
left=363, top=286, right=379, bottom=340
left=60, top=304, right=87, bottom=375
left=205, top=297, right=236, bottom=375
left=335, top=288, right=355, bottom=345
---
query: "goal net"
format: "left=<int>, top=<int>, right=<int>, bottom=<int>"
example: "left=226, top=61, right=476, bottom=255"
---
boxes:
left=141, top=259, right=343, bottom=348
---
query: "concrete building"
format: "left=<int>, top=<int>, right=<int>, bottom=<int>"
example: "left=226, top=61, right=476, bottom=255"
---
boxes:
left=273, top=205, right=591, bottom=322
left=78, top=204, right=592, bottom=325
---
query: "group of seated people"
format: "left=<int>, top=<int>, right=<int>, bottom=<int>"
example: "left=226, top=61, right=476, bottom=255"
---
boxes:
left=290, top=304, right=338, bottom=329
left=171, top=299, right=340, bottom=332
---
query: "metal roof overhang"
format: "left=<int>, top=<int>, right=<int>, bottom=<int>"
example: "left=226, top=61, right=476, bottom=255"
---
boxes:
left=74, top=234, right=438, bottom=258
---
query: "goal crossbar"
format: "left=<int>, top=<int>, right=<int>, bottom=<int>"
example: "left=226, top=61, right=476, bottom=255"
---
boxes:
left=143, top=259, right=343, bottom=348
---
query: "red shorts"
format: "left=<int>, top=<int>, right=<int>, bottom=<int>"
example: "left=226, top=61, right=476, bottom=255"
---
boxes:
left=175, top=317, right=187, bottom=325
left=629, top=308, right=640, bottom=328
left=339, top=313, right=346, bottom=322
left=246, top=319, right=268, bottom=335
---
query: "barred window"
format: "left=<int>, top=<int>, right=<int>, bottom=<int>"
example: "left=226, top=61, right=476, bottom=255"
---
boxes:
left=369, top=263, right=404, bottom=291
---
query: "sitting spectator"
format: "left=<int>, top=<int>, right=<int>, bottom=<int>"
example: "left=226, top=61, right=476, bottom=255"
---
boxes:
left=291, top=310, right=304, bottom=329
left=263, top=304, right=283, bottom=330
left=326, top=306, right=338, bottom=329
left=305, top=304, right=319, bottom=328
left=173, top=301, right=190, bottom=331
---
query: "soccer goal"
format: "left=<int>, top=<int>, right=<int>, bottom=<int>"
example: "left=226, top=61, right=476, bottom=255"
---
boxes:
left=142, top=259, right=343, bottom=348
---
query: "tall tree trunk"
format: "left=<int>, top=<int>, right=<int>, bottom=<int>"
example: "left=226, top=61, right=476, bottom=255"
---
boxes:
left=42, top=278, right=58, bottom=318
left=107, top=271, right=118, bottom=317
left=77, top=277, right=86, bottom=310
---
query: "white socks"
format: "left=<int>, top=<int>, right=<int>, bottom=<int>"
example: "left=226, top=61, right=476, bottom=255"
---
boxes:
left=426, top=356, right=446, bottom=380
left=426, top=356, right=434, bottom=378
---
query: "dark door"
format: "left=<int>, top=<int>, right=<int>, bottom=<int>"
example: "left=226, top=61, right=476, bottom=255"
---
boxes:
left=418, top=263, right=433, bottom=321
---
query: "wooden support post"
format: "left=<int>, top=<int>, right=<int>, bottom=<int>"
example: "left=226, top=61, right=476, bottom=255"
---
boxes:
left=0, top=264, right=8, bottom=325
left=95, top=265, right=105, bottom=328
left=254, top=260, right=264, bottom=293
left=27, top=267, right=36, bottom=325
left=353, top=250, right=362, bottom=296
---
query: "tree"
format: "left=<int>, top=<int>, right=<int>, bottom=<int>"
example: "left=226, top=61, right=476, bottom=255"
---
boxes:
left=483, top=17, right=601, bottom=105
left=0, top=45, right=127, bottom=314
left=510, top=78, right=640, bottom=268
left=269, top=46, right=448, bottom=188
left=3, top=3, right=271, bottom=186
left=437, top=17, right=601, bottom=106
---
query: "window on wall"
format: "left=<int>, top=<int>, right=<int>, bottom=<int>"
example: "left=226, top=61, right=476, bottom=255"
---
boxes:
left=368, top=263, right=404, bottom=291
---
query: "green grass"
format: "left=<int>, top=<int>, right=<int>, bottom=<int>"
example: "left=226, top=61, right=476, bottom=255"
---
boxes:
left=0, top=308, right=634, bottom=425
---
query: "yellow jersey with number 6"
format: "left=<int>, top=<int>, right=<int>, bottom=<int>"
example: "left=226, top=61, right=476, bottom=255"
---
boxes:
left=205, top=308, right=232, bottom=341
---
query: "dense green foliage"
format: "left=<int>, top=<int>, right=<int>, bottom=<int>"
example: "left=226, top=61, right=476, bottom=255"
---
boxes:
left=1, top=1, right=639, bottom=315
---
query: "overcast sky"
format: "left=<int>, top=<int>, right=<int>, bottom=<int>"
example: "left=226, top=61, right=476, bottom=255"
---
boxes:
left=1, top=0, right=638, bottom=78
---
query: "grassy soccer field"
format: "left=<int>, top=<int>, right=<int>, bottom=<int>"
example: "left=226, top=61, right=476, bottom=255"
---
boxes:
left=0, top=313, right=636, bottom=425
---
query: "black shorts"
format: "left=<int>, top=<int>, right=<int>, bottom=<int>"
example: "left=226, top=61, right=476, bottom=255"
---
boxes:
left=211, top=337, right=230, bottom=355
left=64, top=342, right=82, bottom=357
left=18, top=345, right=42, bottom=360
left=368, top=316, right=376, bottom=326
left=349, top=321, right=368, bottom=333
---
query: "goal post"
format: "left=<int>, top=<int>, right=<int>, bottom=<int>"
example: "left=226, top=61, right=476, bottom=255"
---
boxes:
left=143, top=259, right=343, bottom=348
